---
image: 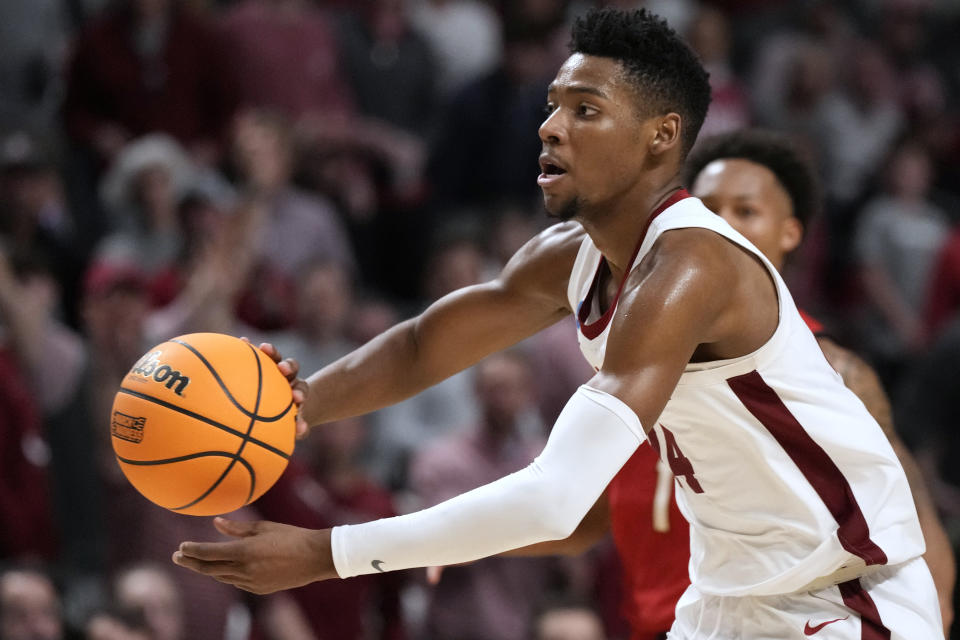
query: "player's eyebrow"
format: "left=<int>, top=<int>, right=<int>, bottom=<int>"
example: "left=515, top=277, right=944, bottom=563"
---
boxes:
left=546, top=83, right=609, bottom=100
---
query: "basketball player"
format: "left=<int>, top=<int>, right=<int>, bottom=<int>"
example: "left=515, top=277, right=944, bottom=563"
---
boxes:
left=507, top=130, right=955, bottom=640
left=174, top=9, right=943, bottom=638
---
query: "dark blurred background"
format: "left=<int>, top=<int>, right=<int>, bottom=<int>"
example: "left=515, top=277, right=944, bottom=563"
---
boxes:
left=1, top=0, right=960, bottom=639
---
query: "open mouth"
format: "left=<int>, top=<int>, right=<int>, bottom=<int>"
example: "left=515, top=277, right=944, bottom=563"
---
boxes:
left=538, top=158, right=568, bottom=187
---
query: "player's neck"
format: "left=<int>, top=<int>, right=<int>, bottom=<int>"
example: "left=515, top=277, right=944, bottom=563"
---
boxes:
left=579, top=180, right=684, bottom=276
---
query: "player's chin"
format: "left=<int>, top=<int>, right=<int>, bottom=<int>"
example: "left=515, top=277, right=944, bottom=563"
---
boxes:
left=542, top=194, right=568, bottom=219
left=542, top=194, right=578, bottom=221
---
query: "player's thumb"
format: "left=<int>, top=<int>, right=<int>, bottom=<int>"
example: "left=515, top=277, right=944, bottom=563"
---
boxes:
left=213, top=517, right=259, bottom=538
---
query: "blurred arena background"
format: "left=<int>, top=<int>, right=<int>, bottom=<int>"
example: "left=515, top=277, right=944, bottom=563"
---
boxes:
left=1, top=0, right=960, bottom=638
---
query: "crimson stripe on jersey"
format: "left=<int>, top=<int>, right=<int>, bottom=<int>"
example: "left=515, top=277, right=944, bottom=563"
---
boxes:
left=727, top=370, right=888, bottom=566
left=578, top=189, right=690, bottom=339
left=838, top=579, right=891, bottom=640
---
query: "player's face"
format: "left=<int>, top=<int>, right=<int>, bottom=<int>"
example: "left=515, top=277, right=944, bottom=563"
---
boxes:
left=690, top=158, right=801, bottom=271
left=538, top=54, right=654, bottom=220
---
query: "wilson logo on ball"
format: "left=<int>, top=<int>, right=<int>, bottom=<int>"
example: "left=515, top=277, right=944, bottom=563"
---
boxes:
left=129, top=351, right=191, bottom=395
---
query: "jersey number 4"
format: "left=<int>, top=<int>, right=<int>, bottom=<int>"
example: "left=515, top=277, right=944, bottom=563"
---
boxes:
left=650, top=425, right=704, bottom=494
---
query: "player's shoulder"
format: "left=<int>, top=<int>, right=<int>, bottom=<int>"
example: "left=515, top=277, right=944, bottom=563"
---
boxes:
left=815, top=335, right=878, bottom=386
left=633, top=226, right=740, bottom=290
left=499, top=221, right=584, bottom=309
left=503, top=221, right=585, bottom=279
left=522, top=220, right=587, bottom=259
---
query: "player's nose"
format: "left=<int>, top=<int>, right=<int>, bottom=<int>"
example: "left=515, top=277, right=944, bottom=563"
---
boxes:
left=538, top=109, right=566, bottom=145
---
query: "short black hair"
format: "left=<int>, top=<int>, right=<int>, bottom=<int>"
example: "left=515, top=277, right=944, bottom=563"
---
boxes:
left=569, top=8, right=711, bottom=155
left=685, top=129, right=821, bottom=230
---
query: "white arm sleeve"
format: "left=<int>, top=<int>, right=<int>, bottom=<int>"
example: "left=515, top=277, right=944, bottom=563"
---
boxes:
left=331, top=384, right=645, bottom=578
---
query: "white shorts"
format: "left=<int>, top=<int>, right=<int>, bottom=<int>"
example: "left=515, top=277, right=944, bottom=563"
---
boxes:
left=668, top=558, right=943, bottom=639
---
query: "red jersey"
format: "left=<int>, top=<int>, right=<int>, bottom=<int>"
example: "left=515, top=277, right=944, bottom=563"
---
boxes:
left=608, top=310, right=827, bottom=639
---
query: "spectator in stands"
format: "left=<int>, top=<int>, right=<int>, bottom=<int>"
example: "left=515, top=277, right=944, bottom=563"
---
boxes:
left=224, top=1, right=436, bottom=237
left=749, top=1, right=852, bottom=132
left=61, top=0, right=236, bottom=244
left=816, top=40, right=904, bottom=209
left=0, top=336, right=56, bottom=561
left=85, top=604, right=154, bottom=640
left=81, top=261, right=150, bottom=438
left=142, top=198, right=259, bottom=339
left=0, top=249, right=105, bottom=579
left=338, top=0, right=437, bottom=137
left=0, top=0, right=70, bottom=134
left=113, top=564, right=182, bottom=640
left=853, top=141, right=950, bottom=381
left=0, top=566, right=64, bottom=640
left=428, top=13, right=564, bottom=208
left=62, top=0, right=236, bottom=165
left=227, top=109, right=355, bottom=330
left=532, top=599, right=607, bottom=640
left=0, top=132, right=84, bottom=323
left=925, top=225, right=960, bottom=341
left=232, top=109, right=354, bottom=277
left=95, top=135, right=194, bottom=274
left=408, top=0, right=502, bottom=98
left=266, top=260, right=357, bottom=376
left=410, top=351, right=551, bottom=640
left=220, top=0, right=354, bottom=120
left=687, top=6, right=750, bottom=142
left=346, top=294, right=401, bottom=347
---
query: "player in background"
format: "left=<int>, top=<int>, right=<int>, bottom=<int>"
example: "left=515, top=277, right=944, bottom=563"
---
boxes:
left=505, top=129, right=955, bottom=640
left=174, top=10, right=943, bottom=638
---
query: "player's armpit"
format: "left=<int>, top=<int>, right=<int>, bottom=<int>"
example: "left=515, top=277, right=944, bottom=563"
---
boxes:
left=300, top=222, right=583, bottom=426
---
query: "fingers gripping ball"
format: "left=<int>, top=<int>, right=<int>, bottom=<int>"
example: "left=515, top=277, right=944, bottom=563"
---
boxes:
left=110, top=333, right=296, bottom=516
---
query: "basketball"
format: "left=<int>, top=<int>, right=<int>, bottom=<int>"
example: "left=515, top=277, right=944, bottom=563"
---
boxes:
left=110, top=333, right=296, bottom=516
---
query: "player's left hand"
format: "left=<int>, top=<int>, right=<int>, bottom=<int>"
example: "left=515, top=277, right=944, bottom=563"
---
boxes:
left=240, top=338, right=311, bottom=438
left=173, top=517, right=337, bottom=594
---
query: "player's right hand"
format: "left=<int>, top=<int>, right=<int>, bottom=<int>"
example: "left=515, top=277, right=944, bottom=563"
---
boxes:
left=243, top=338, right=311, bottom=438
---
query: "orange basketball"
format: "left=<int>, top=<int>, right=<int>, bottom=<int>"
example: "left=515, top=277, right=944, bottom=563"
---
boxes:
left=110, top=333, right=296, bottom=516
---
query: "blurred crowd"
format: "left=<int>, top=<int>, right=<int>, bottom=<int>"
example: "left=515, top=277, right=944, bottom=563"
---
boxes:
left=2, top=0, right=960, bottom=638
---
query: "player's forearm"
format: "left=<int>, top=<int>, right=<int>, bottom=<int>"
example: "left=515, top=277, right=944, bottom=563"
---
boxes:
left=300, top=282, right=565, bottom=426
left=301, top=318, right=428, bottom=424
left=860, top=266, right=921, bottom=337
left=331, top=386, right=643, bottom=577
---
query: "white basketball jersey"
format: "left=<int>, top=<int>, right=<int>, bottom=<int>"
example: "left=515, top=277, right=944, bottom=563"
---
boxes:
left=567, top=191, right=924, bottom=597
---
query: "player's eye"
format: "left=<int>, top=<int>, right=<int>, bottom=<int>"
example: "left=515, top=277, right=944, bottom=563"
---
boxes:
left=577, top=104, right=599, bottom=117
left=543, top=103, right=556, bottom=116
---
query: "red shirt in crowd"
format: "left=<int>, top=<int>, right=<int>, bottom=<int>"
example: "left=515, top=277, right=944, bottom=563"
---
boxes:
left=62, top=5, right=237, bottom=152
left=0, top=347, right=56, bottom=559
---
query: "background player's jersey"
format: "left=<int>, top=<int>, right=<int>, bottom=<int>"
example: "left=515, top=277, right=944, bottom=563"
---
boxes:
left=567, top=192, right=924, bottom=597
left=609, top=446, right=689, bottom=637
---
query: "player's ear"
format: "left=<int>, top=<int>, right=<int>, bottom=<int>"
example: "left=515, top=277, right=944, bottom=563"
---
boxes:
left=779, top=216, right=803, bottom=254
left=649, top=113, right=682, bottom=156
